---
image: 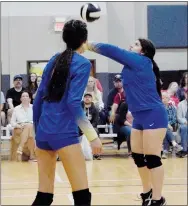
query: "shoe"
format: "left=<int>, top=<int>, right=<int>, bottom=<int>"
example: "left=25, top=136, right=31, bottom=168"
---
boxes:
left=93, top=154, right=102, bottom=160
left=148, top=197, right=166, bottom=205
left=140, top=189, right=152, bottom=206
left=161, top=153, right=167, bottom=159
left=179, top=151, right=188, bottom=158
left=168, top=146, right=173, bottom=153
left=174, top=144, right=183, bottom=153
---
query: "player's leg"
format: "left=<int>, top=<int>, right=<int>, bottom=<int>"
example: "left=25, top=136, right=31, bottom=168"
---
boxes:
left=57, top=142, right=91, bottom=205
left=32, top=141, right=57, bottom=206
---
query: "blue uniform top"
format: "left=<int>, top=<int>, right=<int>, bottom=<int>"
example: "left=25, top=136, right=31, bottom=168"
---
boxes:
left=33, top=52, right=98, bottom=142
left=89, top=43, right=163, bottom=112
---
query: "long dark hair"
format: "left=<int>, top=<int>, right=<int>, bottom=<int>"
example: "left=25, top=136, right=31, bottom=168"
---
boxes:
left=138, top=38, right=162, bottom=97
left=27, top=73, right=38, bottom=93
left=45, top=20, right=88, bottom=102
left=180, top=72, right=188, bottom=88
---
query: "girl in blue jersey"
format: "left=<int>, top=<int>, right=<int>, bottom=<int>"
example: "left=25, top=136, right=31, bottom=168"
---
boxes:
left=85, top=40, right=168, bottom=206
left=32, top=20, right=102, bottom=206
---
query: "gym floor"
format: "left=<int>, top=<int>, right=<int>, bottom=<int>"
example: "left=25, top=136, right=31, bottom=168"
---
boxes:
left=1, top=153, right=187, bottom=205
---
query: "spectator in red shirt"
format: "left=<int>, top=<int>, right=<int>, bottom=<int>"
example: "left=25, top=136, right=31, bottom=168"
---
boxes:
left=110, top=87, right=126, bottom=123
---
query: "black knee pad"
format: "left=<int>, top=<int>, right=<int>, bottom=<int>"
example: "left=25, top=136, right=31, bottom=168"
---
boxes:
left=132, top=153, right=147, bottom=168
left=145, top=155, right=162, bottom=169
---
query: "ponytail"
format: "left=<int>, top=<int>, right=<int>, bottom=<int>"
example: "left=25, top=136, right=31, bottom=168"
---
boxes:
left=152, top=59, right=162, bottom=98
left=45, top=48, right=73, bottom=102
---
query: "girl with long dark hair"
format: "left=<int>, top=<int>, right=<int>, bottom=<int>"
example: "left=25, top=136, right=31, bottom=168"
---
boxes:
left=32, top=19, right=102, bottom=206
left=85, top=39, right=168, bottom=206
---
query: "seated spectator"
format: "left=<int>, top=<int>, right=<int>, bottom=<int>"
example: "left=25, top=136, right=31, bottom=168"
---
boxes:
left=1, top=91, right=6, bottom=126
left=161, top=92, right=183, bottom=159
left=106, top=74, right=123, bottom=114
left=95, top=78, right=103, bottom=93
left=26, top=73, right=38, bottom=103
left=79, top=93, right=100, bottom=160
left=6, top=75, right=25, bottom=123
left=177, top=72, right=188, bottom=101
left=84, top=76, right=104, bottom=111
left=114, top=102, right=132, bottom=155
left=81, top=93, right=99, bottom=132
left=33, top=76, right=42, bottom=100
left=36, top=76, right=42, bottom=87
left=177, top=89, right=188, bottom=158
left=90, top=68, right=103, bottom=93
left=110, top=87, right=125, bottom=123
left=10, top=91, right=35, bottom=161
left=164, top=82, right=179, bottom=108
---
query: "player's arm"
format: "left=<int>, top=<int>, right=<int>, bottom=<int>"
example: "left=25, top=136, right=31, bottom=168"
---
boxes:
left=67, top=61, right=99, bottom=142
left=87, top=42, right=144, bottom=68
left=33, top=54, right=59, bottom=132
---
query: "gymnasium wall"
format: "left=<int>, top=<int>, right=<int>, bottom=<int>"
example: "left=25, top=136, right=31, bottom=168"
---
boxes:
left=1, top=2, right=187, bottom=104
left=1, top=2, right=108, bottom=83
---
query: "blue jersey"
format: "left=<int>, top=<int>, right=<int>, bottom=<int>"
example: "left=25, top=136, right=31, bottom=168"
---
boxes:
left=33, top=52, right=98, bottom=142
left=89, top=43, right=163, bottom=112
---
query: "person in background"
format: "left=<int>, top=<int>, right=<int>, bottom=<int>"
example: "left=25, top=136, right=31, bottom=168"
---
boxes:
left=165, top=82, right=179, bottom=108
left=1, top=91, right=6, bottom=126
left=161, top=92, right=183, bottom=159
left=80, top=93, right=101, bottom=160
left=33, top=76, right=42, bottom=100
left=177, top=89, right=188, bottom=158
left=95, top=78, right=103, bottom=93
left=177, top=72, right=188, bottom=101
left=10, top=91, right=35, bottom=161
left=6, top=75, right=25, bottom=123
left=106, top=74, right=123, bottom=117
left=114, top=102, right=132, bottom=155
left=27, top=73, right=38, bottom=103
left=110, top=87, right=125, bottom=123
left=84, top=76, right=104, bottom=111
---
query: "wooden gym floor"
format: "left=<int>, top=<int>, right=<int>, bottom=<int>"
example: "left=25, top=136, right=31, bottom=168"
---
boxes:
left=1, top=152, right=187, bottom=205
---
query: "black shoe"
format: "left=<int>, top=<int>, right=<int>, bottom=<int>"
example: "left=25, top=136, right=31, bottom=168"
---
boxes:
left=176, top=151, right=187, bottom=158
left=93, top=154, right=102, bottom=160
left=180, top=151, right=187, bottom=158
left=149, top=197, right=166, bottom=206
left=140, top=189, right=152, bottom=206
left=32, top=191, right=53, bottom=205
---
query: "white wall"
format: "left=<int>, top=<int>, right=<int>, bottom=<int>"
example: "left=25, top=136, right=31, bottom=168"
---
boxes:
left=107, top=2, right=136, bottom=73
left=1, top=2, right=107, bottom=16
left=1, top=2, right=108, bottom=80
left=1, top=1, right=187, bottom=77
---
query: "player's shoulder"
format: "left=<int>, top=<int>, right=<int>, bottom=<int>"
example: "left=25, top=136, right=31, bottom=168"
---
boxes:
left=72, top=53, right=92, bottom=73
left=74, top=53, right=91, bottom=66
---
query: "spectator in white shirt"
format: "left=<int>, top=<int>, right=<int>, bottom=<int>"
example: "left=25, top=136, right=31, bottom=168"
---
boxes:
left=10, top=91, right=35, bottom=161
left=1, top=91, right=6, bottom=126
left=84, top=76, right=104, bottom=111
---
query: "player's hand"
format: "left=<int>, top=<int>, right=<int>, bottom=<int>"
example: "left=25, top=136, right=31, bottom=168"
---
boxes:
left=90, top=138, right=102, bottom=155
left=82, top=41, right=89, bottom=52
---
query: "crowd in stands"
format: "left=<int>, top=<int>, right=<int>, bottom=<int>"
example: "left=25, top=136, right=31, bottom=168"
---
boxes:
left=1, top=71, right=187, bottom=161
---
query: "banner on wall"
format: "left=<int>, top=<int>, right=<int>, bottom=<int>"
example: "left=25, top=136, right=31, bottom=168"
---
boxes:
left=28, top=61, right=48, bottom=77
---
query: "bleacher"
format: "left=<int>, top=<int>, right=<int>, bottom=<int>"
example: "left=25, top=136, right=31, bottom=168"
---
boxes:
left=1, top=126, right=11, bottom=160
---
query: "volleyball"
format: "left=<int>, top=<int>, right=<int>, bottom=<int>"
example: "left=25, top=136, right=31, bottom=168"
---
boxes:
left=80, top=3, right=101, bottom=22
